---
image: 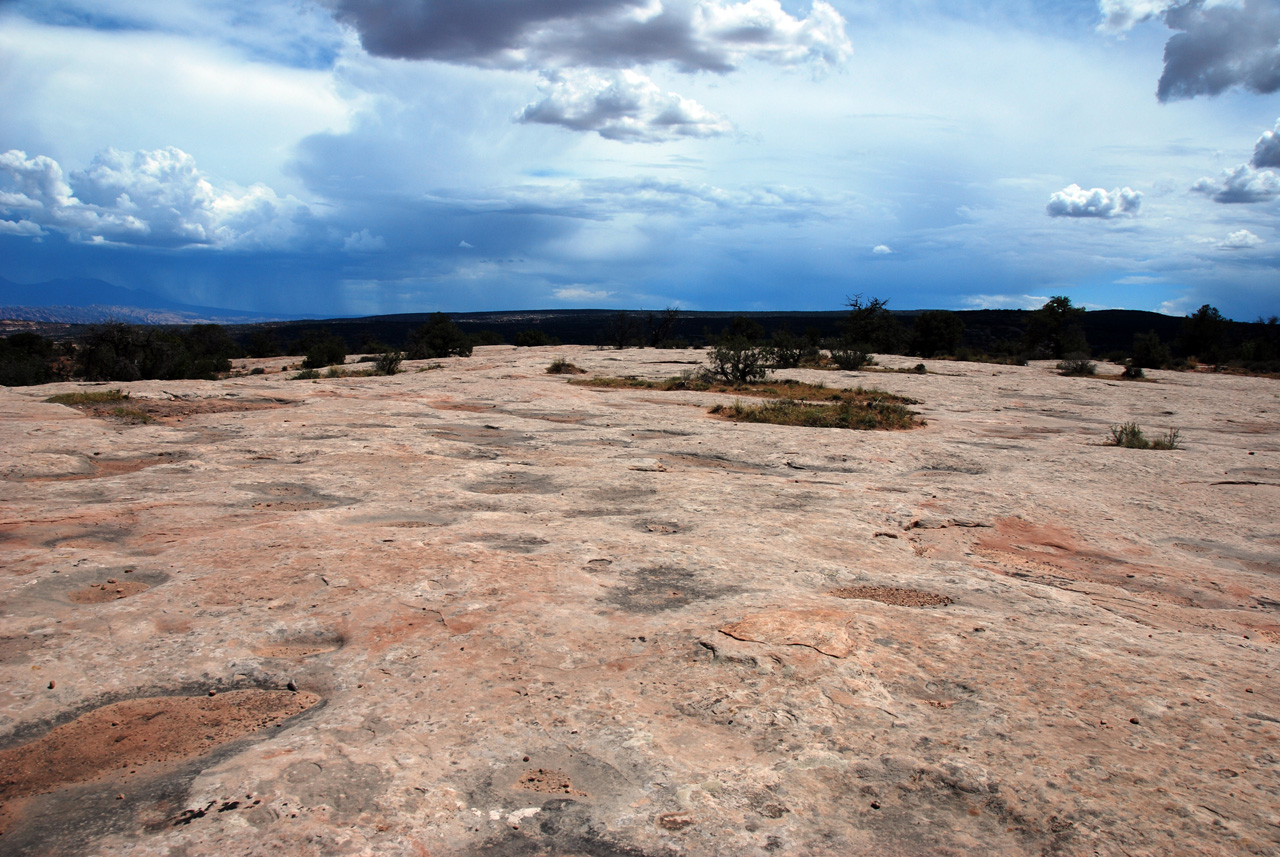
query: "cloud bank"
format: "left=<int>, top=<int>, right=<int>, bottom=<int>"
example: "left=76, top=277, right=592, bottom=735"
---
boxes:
left=324, top=0, right=851, bottom=72
left=518, top=70, right=733, bottom=141
left=1046, top=184, right=1143, bottom=218
left=0, top=147, right=311, bottom=248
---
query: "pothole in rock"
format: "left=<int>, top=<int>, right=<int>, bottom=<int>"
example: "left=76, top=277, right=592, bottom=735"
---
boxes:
left=67, top=579, right=151, bottom=604
left=0, top=688, right=321, bottom=844
left=828, top=586, right=953, bottom=608
left=240, top=482, right=353, bottom=512
left=517, top=769, right=587, bottom=797
left=5, top=451, right=185, bottom=483
left=607, top=566, right=742, bottom=613
left=254, top=630, right=345, bottom=659
left=466, top=472, right=559, bottom=495
left=638, top=520, right=684, bottom=535
left=9, top=569, right=170, bottom=613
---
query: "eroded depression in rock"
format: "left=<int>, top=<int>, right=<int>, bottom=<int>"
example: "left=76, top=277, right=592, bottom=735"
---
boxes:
left=0, top=689, right=320, bottom=810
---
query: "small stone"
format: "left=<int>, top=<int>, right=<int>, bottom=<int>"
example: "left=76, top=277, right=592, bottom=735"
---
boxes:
left=48, top=680, right=55, bottom=689
left=1130, top=717, right=1140, bottom=724
left=208, top=689, right=218, bottom=697
left=287, top=680, right=299, bottom=692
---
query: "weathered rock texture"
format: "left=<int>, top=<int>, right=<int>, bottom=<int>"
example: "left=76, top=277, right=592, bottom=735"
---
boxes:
left=1, top=346, right=1277, bottom=856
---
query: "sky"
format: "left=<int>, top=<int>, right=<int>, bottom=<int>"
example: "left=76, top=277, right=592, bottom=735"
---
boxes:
left=1, top=0, right=1279, bottom=320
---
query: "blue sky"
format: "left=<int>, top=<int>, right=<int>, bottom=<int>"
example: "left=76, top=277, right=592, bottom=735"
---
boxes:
left=1, top=0, right=1279, bottom=319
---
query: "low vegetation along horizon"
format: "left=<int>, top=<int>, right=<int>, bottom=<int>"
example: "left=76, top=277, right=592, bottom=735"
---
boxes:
left=571, top=376, right=923, bottom=431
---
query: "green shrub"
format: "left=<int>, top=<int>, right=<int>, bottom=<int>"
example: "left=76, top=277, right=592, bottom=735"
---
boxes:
left=301, top=333, right=347, bottom=369
left=408, top=313, right=473, bottom=358
left=1057, top=357, right=1096, bottom=376
left=1109, top=422, right=1180, bottom=450
left=512, top=328, right=558, bottom=348
left=708, top=340, right=769, bottom=384
left=829, top=347, right=872, bottom=371
left=373, top=350, right=404, bottom=376
left=546, top=356, right=586, bottom=374
left=293, top=368, right=321, bottom=380
left=1121, top=364, right=1144, bottom=380
left=249, top=367, right=265, bottom=376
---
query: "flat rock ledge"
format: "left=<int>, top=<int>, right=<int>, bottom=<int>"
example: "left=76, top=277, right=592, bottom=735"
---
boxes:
left=1, top=346, right=1277, bottom=856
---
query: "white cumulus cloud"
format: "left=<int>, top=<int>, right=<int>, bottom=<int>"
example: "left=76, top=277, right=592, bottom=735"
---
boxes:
left=1191, top=163, right=1280, bottom=202
left=0, top=147, right=312, bottom=248
left=518, top=69, right=733, bottom=142
left=872, top=244, right=892, bottom=254
left=1218, top=228, right=1264, bottom=249
left=1046, top=184, right=1143, bottom=218
left=343, top=228, right=386, bottom=252
left=1097, top=0, right=1178, bottom=33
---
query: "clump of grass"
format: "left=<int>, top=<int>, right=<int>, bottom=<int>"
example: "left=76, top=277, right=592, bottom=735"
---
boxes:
left=546, top=356, right=586, bottom=375
left=710, top=390, right=922, bottom=431
left=1109, top=422, right=1181, bottom=450
left=110, top=406, right=154, bottom=424
left=1057, top=358, right=1097, bottom=376
left=572, top=374, right=904, bottom=401
left=46, top=389, right=128, bottom=405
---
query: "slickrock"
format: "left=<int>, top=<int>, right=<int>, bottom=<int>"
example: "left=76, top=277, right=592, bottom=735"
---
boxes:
left=0, top=346, right=1277, bottom=856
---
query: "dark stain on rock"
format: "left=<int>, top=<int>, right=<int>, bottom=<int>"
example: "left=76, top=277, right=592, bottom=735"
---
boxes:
left=606, top=566, right=741, bottom=614
left=467, top=471, right=560, bottom=495
left=240, top=482, right=355, bottom=512
left=0, top=683, right=322, bottom=856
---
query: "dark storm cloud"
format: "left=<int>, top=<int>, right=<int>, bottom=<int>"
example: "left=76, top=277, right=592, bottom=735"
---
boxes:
left=1156, top=0, right=1280, bottom=101
left=1252, top=118, right=1280, bottom=168
left=322, top=0, right=851, bottom=72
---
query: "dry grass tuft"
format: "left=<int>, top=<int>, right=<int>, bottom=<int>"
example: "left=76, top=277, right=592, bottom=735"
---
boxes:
left=46, top=389, right=128, bottom=405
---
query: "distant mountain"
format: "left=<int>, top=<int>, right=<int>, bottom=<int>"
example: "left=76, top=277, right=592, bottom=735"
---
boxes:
left=0, top=276, right=295, bottom=324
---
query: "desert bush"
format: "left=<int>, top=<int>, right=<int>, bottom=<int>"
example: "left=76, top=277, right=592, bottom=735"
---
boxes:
left=1109, top=422, right=1180, bottom=450
left=1057, top=357, right=1096, bottom=376
left=910, top=310, right=965, bottom=357
left=373, top=350, right=404, bottom=376
left=707, top=317, right=769, bottom=384
left=249, top=367, right=265, bottom=376
left=293, top=368, right=321, bottom=380
left=1132, top=330, right=1171, bottom=369
left=708, top=340, right=769, bottom=384
left=829, top=346, right=873, bottom=371
left=299, top=332, right=347, bottom=370
left=513, top=328, right=559, bottom=348
left=1024, top=296, right=1089, bottom=359
left=0, top=332, right=59, bottom=386
left=408, top=313, right=473, bottom=358
left=1121, top=364, right=1144, bottom=380
left=546, top=356, right=586, bottom=374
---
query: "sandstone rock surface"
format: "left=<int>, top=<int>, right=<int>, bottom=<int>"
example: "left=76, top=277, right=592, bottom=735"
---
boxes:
left=1, top=346, right=1277, bottom=856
